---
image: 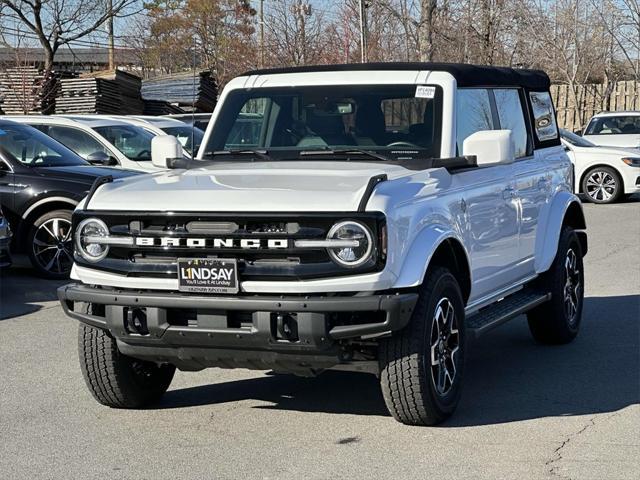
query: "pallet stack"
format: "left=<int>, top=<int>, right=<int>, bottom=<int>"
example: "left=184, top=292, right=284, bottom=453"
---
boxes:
left=142, top=100, right=185, bottom=115
left=141, top=71, right=218, bottom=112
left=0, top=67, right=62, bottom=114
left=55, top=69, right=143, bottom=115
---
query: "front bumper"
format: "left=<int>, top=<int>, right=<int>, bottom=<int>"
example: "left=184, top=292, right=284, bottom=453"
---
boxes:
left=58, top=283, right=417, bottom=371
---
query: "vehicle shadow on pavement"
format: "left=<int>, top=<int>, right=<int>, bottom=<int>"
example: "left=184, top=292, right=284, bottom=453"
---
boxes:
left=0, top=266, right=66, bottom=320
left=159, top=294, right=639, bottom=425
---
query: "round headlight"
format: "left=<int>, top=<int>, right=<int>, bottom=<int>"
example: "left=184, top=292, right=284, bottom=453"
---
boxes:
left=75, top=218, right=110, bottom=262
left=326, top=221, right=373, bottom=267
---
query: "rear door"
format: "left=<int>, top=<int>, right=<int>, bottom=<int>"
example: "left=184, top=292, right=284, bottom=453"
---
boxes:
left=495, top=89, right=548, bottom=279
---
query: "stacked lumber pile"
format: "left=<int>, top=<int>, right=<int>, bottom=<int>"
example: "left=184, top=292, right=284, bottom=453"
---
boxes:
left=141, top=71, right=217, bottom=112
left=143, top=100, right=185, bottom=115
left=0, top=67, right=66, bottom=114
left=55, top=69, right=143, bottom=115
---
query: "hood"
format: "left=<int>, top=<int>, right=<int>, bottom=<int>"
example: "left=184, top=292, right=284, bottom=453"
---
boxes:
left=34, top=165, right=140, bottom=185
left=86, top=161, right=418, bottom=212
left=571, top=145, right=640, bottom=157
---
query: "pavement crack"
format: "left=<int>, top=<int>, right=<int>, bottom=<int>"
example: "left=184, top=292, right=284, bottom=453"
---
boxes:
left=545, top=412, right=621, bottom=479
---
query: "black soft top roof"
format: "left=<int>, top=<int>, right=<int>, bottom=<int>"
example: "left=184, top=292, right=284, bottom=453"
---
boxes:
left=242, top=62, right=550, bottom=90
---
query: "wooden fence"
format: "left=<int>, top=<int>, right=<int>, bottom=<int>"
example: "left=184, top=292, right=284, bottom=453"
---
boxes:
left=550, top=80, right=639, bottom=132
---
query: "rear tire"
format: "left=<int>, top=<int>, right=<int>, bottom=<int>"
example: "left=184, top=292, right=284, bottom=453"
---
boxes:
left=527, top=227, right=584, bottom=344
left=379, top=267, right=465, bottom=425
left=78, top=324, right=175, bottom=408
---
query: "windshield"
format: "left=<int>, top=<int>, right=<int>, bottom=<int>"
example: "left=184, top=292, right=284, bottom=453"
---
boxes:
left=93, top=124, right=154, bottom=161
left=560, top=129, right=594, bottom=147
left=161, top=126, right=204, bottom=154
left=0, top=123, right=88, bottom=167
left=585, top=115, right=640, bottom=135
left=204, top=85, right=443, bottom=160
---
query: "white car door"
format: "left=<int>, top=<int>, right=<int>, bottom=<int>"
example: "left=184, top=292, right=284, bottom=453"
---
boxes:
left=455, top=89, right=521, bottom=300
left=495, top=89, right=547, bottom=280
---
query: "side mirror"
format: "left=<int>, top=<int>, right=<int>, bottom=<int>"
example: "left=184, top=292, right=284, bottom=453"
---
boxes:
left=152, top=135, right=183, bottom=169
left=462, top=130, right=515, bottom=167
left=574, top=129, right=583, bottom=136
left=87, top=151, right=117, bottom=166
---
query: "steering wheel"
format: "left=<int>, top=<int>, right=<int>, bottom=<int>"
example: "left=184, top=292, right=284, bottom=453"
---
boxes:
left=30, top=154, right=47, bottom=165
left=386, top=141, right=420, bottom=148
left=137, top=150, right=151, bottom=159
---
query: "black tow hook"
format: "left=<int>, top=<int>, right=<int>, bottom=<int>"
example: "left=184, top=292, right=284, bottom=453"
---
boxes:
left=125, top=307, right=149, bottom=335
left=275, top=313, right=299, bottom=342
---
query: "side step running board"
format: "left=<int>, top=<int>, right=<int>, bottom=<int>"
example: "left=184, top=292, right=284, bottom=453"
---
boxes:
left=466, top=289, right=551, bottom=339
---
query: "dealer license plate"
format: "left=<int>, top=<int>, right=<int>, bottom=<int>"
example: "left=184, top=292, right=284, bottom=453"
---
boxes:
left=177, top=258, right=238, bottom=294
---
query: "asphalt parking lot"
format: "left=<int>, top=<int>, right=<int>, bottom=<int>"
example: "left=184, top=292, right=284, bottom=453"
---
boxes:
left=1, top=198, right=638, bottom=480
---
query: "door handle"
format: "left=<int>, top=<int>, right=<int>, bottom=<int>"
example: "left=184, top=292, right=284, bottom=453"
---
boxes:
left=502, top=187, right=516, bottom=200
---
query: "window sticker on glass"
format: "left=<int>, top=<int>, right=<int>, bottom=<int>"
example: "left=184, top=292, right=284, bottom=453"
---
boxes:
left=415, top=86, right=436, bottom=99
left=529, top=91, right=558, bottom=141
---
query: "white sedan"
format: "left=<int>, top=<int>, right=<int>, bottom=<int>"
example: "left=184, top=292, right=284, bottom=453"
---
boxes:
left=561, top=129, right=640, bottom=203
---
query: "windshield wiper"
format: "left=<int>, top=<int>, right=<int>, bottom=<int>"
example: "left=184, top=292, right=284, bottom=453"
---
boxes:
left=203, top=149, right=272, bottom=161
left=299, top=148, right=392, bottom=162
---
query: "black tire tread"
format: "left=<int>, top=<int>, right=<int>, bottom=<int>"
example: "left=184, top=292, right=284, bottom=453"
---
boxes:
left=527, top=227, right=583, bottom=344
left=379, top=267, right=463, bottom=426
left=78, top=324, right=175, bottom=408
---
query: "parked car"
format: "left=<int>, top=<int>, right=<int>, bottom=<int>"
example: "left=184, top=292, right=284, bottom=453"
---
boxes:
left=582, top=111, right=640, bottom=149
left=165, top=113, right=211, bottom=132
left=106, top=116, right=205, bottom=156
left=0, top=119, right=139, bottom=278
left=58, top=63, right=587, bottom=426
left=0, top=205, right=11, bottom=269
left=2, top=115, right=163, bottom=172
left=561, top=129, right=640, bottom=203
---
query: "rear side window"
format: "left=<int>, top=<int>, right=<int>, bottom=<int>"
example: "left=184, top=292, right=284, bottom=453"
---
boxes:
left=529, top=92, right=558, bottom=142
left=585, top=116, right=640, bottom=135
left=46, top=126, right=110, bottom=159
left=493, top=89, right=529, bottom=158
left=456, top=89, right=494, bottom=154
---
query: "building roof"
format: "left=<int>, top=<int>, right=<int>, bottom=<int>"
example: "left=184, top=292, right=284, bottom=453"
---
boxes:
left=0, top=47, right=137, bottom=66
left=243, top=62, right=551, bottom=90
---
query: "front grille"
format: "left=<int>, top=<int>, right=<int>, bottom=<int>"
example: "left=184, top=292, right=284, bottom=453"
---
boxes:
left=73, top=211, right=386, bottom=280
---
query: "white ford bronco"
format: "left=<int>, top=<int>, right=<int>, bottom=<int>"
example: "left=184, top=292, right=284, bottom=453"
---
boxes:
left=59, top=63, right=587, bottom=425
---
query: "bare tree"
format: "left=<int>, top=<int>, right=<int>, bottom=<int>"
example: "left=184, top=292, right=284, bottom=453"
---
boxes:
left=264, top=0, right=327, bottom=66
left=0, top=0, right=139, bottom=72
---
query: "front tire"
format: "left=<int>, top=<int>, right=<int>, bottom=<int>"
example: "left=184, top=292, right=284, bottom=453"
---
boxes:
left=581, top=166, right=623, bottom=204
left=78, top=324, right=175, bottom=408
left=27, top=209, right=74, bottom=279
left=527, top=227, right=584, bottom=344
left=379, top=267, right=465, bottom=426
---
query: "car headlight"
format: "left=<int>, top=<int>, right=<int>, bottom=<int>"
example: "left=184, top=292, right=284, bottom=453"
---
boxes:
left=75, top=218, right=110, bottom=262
left=326, top=221, right=373, bottom=267
left=621, top=157, right=640, bottom=167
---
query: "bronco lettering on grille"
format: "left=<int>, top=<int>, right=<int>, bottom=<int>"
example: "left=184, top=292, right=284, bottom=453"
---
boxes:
left=134, top=237, right=289, bottom=249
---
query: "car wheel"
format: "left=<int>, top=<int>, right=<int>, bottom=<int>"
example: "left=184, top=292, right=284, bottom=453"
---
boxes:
left=78, top=324, right=176, bottom=408
left=379, top=267, right=465, bottom=425
left=527, top=227, right=584, bottom=344
left=581, top=166, right=623, bottom=204
left=27, top=209, right=74, bottom=279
